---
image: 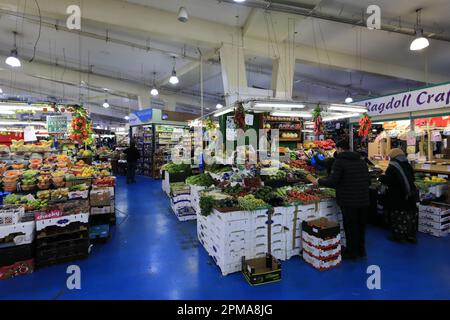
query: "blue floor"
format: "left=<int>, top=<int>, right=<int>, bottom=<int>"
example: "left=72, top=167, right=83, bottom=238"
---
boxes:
left=1, top=176, right=450, bottom=300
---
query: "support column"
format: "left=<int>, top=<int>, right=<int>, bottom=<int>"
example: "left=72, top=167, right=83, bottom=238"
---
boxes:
left=272, top=41, right=295, bottom=100
left=137, top=91, right=152, bottom=110
left=220, top=42, right=248, bottom=106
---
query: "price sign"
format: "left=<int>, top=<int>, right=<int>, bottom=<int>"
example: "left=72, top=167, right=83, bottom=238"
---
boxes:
left=47, top=115, right=68, bottom=133
left=422, top=164, right=431, bottom=170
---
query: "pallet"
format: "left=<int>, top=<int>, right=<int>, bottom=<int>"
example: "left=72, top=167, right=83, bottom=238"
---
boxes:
left=0, top=244, right=34, bottom=267
left=35, top=253, right=89, bottom=269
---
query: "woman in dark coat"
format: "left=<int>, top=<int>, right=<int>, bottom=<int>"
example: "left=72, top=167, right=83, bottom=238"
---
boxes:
left=379, top=148, right=418, bottom=243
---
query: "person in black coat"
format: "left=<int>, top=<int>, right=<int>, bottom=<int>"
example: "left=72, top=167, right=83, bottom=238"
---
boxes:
left=379, top=148, right=418, bottom=243
left=123, top=140, right=141, bottom=184
left=313, top=140, right=370, bottom=259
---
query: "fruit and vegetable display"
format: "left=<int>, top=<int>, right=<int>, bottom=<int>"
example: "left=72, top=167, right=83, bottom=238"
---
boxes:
left=312, top=105, right=324, bottom=136
left=186, top=173, right=214, bottom=187
left=162, top=163, right=191, bottom=175
left=234, top=102, right=246, bottom=130
left=238, top=195, right=268, bottom=211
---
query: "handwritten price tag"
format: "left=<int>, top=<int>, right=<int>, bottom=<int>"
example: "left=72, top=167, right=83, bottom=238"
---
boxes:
left=422, top=164, right=431, bottom=170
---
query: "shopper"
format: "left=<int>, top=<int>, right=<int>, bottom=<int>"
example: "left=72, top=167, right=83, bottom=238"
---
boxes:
left=313, top=140, right=370, bottom=259
left=379, top=148, right=418, bottom=243
left=123, top=141, right=140, bottom=184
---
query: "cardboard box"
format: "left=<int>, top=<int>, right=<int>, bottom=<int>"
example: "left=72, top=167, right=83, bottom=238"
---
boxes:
left=90, top=188, right=113, bottom=207
left=91, top=205, right=114, bottom=215
left=368, top=141, right=387, bottom=159
left=242, top=255, right=281, bottom=286
left=302, top=218, right=340, bottom=239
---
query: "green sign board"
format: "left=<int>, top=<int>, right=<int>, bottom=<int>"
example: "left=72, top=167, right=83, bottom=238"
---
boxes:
left=47, top=115, right=68, bottom=133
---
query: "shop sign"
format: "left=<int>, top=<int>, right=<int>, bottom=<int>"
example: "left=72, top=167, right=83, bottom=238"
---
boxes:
left=47, top=115, right=68, bottom=133
left=128, top=109, right=153, bottom=125
left=358, top=83, right=450, bottom=117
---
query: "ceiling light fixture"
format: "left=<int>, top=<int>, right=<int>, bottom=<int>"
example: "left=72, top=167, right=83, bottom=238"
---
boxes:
left=254, top=102, right=305, bottom=109
left=329, top=105, right=367, bottom=113
left=214, top=107, right=234, bottom=117
left=177, top=7, right=189, bottom=23
left=271, top=111, right=312, bottom=118
left=0, top=88, right=3, bottom=94
left=216, top=103, right=223, bottom=109
left=410, top=9, right=429, bottom=51
left=169, top=57, right=179, bottom=85
left=344, top=92, right=353, bottom=104
left=150, top=72, right=159, bottom=96
left=5, top=32, right=21, bottom=68
left=124, top=115, right=130, bottom=120
left=233, top=0, right=246, bottom=2
left=103, top=99, right=110, bottom=108
left=322, top=113, right=360, bottom=122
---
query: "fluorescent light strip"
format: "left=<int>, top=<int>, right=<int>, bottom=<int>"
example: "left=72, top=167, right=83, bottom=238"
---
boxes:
left=255, top=103, right=305, bottom=109
left=0, top=104, right=43, bottom=111
left=322, top=113, right=360, bottom=122
left=0, top=121, right=46, bottom=126
left=271, top=111, right=312, bottom=118
left=329, top=106, right=367, bottom=113
left=214, top=108, right=234, bottom=117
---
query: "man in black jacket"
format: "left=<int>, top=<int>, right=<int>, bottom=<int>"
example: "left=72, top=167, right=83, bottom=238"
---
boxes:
left=124, top=140, right=141, bottom=184
left=313, top=140, right=370, bottom=259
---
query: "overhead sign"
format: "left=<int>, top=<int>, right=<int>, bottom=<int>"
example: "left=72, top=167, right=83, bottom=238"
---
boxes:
left=358, top=83, right=450, bottom=117
left=46, top=115, right=68, bottom=133
left=128, top=108, right=153, bottom=126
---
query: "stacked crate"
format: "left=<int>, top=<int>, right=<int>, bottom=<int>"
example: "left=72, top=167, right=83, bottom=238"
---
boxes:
left=197, top=200, right=343, bottom=276
left=0, top=206, right=35, bottom=280
left=301, top=218, right=342, bottom=271
left=189, top=185, right=206, bottom=215
left=89, top=186, right=115, bottom=241
left=170, top=184, right=195, bottom=221
left=34, top=200, right=90, bottom=268
left=418, top=203, right=450, bottom=237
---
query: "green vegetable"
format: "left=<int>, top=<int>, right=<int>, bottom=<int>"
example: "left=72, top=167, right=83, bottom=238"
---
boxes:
left=162, top=163, right=191, bottom=175
left=200, top=195, right=215, bottom=216
left=186, top=173, right=214, bottom=187
left=238, top=195, right=268, bottom=211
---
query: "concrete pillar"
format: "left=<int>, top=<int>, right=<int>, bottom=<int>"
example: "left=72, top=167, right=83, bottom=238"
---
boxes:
left=137, top=91, right=151, bottom=110
left=219, top=42, right=248, bottom=106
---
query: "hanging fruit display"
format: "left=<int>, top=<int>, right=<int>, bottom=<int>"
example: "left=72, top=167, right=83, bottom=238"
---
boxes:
left=234, top=102, right=246, bottom=130
left=358, top=113, right=372, bottom=137
left=68, top=105, right=93, bottom=145
left=312, top=105, right=324, bottom=136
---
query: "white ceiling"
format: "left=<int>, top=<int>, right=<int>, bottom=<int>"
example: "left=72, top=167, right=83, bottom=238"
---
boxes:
left=0, top=0, right=448, bottom=121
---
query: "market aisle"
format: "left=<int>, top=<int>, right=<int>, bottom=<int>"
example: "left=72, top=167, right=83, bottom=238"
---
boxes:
left=1, top=176, right=450, bottom=299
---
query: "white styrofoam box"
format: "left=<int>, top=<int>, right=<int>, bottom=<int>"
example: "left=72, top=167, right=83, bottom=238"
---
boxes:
left=302, top=242, right=341, bottom=259
left=419, top=212, right=450, bottom=223
left=418, top=204, right=450, bottom=216
left=215, top=260, right=242, bottom=276
left=171, top=194, right=191, bottom=203
left=319, top=200, right=339, bottom=214
left=251, top=238, right=284, bottom=257
left=321, top=211, right=339, bottom=222
left=36, top=212, right=89, bottom=231
left=0, top=221, right=35, bottom=247
left=303, top=250, right=341, bottom=270
left=253, top=223, right=283, bottom=238
left=302, top=232, right=341, bottom=249
left=0, top=206, right=24, bottom=226
left=418, top=225, right=450, bottom=237
left=418, top=219, right=450, bottom=230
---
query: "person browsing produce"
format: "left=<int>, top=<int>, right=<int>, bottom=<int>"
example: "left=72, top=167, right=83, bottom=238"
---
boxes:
left=313, top=140, right=370, bottom=260
left=379, top=148, right=418, bottom=243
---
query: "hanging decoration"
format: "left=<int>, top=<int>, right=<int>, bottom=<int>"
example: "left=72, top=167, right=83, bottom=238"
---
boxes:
left=68, top=105, right=93, bottom=146
left=234, top=102, right=246, bottom=130
left=358, top=113, right=372, bottom=137
left=312, top=105, right=324, bottom=136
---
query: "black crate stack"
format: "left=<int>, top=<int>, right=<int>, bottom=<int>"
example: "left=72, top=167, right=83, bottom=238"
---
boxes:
left=34, top=200, right=91, bottom=268
left=89, top=185, right=115, bottom=242
left=301, top=218, right=342, bottom=271
left=0, top=206, right=35, bottom=280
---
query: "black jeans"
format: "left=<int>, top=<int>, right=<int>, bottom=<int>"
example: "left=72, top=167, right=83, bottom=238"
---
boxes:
left=127, top=162, right=137, bottom=183
left=341, top=206, right=368, bottom=257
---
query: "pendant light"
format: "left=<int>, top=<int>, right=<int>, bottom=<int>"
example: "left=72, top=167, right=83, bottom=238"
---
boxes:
left=169, top=57, right=179, bottom=85
left=103, top=99, right=110, bottom=108
left=5, top=32, right=21, bottom=68
left=216, top=103, right=223, bottom=109
left=150, top=72, right=159, bottom=96
left=410, top=9, right=429, bottom=51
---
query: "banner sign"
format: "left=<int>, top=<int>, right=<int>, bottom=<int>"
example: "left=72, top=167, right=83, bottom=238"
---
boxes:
left=46, top=115, right=68, bottom=133
left=358, top=83, right=450, bottom=117
left=129, top=108, right=153, bottom=126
